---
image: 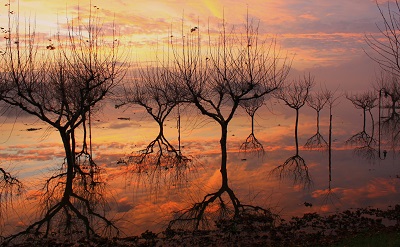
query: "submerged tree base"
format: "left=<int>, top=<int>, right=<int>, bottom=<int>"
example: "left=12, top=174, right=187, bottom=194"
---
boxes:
left=167, top=185, right=277, bottom=233
left=3, top=156, right=118, bottom=245
left=272, top=154, right=312, bottom=188
left=3, top=193, right=119, bottom=245
left=239, top=133, right=265, bottom=157
left=304, top=132, right=328, bottom=151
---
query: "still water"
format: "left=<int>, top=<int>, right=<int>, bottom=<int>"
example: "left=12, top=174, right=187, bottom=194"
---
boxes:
left=1, top=100, right=399, bottom=236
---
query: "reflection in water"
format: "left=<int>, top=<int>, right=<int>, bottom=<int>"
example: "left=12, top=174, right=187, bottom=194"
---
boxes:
left=376, top=72, right=400, bottom=156
left=0, top=8, right=123, bottom=243
left=159, top=19, right=290, bottom=233
left=379, top=78, right=400, bottom=155
left=1, top=97, right=400, bottom=237
left=0, top=167, right=22, bottom=222
left=1, top=112, right=400, bottom=237
left=320, top=89, right=342, bottom=211
left=327, top=89, right=341, bottom=184
left=321, top=181, right=342, bottom=212
left=345, top=91, right=378, bottom=161
left=304, top=91, right=328, bottom=150
left=272, top=74, right=314, bottom=188
left=275, top=155, right=311, bottom=187
left=116, top=66, right=193, bottom=191
left=239, top=97, right=265, bottom=157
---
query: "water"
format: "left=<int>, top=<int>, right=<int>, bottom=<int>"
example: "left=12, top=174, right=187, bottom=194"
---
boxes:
left=0, top=101, right=399, bottom=237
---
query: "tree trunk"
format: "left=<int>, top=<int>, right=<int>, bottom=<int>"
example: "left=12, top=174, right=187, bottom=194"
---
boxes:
left=369, top=109, right=374, bottom=142
left=59, top=130, right=75, bottom=201
left=158, top=121, right=164, bottom=140
left=220, top=122, right=229, bottom=189
left=329, top=112, right=332, bottom=182
left=363, top=110, right=366, bottom=132
left=295, top=108, right=299, bottom=156
left=251, top=113, right=255, bottom=135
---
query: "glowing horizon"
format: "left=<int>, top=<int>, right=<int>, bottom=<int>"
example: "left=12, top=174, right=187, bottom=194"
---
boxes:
left=0, top=1, right=385, bottom=72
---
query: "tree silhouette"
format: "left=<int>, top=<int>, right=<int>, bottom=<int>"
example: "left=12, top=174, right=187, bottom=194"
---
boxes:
left=365, top=0, right=400, bottom=76
left=321, top=89, right=342, bottom=209
left=0, top=5, right=124, bottom=242
left=0, top=167, right=22, bottom=221
left=239, top=96, right=265, bottom=157
left=325, top=88, right=341, bottom=183
left=272, top=74, right=314, bottom=187
left=167, top=18, right=290, bottom=231
left=345, top=91, right=378, bottom=160
left=365, top=0, right=400, bottom=155
left=117, top=65, right=193, bottom=190
left=375, top=71, right=400, bottom=153
left=304, top=90, right=328, bottom=150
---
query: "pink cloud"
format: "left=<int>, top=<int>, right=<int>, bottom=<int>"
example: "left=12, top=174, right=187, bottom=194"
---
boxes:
left=299, top=13, right=319, bottom=21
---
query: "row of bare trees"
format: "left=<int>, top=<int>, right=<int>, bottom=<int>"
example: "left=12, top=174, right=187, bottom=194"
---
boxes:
left=116, top=18, right=291, bottom=231
left=362, top=0, right=400, bottom=158
left=344, top=71, right=400, bottom=162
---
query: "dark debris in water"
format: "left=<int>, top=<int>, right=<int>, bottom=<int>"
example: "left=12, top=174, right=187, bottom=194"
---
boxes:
left=24, top=128, right=42, bottom=132
left=3, top=205, right=400, bottom=247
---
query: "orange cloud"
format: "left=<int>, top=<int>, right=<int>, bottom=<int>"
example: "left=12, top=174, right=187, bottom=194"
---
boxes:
left=299, top=13, right=319, bottom=21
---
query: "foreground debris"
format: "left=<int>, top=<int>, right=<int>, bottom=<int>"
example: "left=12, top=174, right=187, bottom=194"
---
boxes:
left=3, top=205, right=400, bottom=246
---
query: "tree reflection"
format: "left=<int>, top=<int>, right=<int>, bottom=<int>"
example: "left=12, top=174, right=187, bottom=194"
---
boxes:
left=0, top=167, right=22, bottom=220
left=345, top=91, right=378, bottom=160
left=326, top=89, right=341, bottom=184
left=321, top=89, right=342, bottom=210
left=321, top=182, right=341, bottom=211
left=0, top=5, right=123, bottom=242
left=166, top=17, right=289, bottom=231
left=376, top=72, right=400, bottom=155
left=366, top=0, right=400, bottom=155
left=304, top=89, right=343, bottom=213
left=117, top=65, right=193, bottom=190
left=324, top=86, right=342, bottom=208
left=239, top=96, right=265, bottom=157
left=304, top=90, right=328, bottom=150
left=272, top=74, right=314, bottom=188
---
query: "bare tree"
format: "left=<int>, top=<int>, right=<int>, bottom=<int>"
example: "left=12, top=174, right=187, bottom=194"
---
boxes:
left=365, top=0, right=400, bottom=76
left=272, top=74, right=314, bottom=187
left=321, top=88, right=342, bottom=208
left=167, top=18, right=290, bottom=231
left=375, top=71, right=400, bottom=154
left=0, top=5, right=124, bottom=242
left=365, top=0, right=400, bottom=154
left=0, top=167, right=22, bottom=221
left=239, top=96, right=265, bottom=157
left=304, top=90, right=328, bottom=150
left=345, top=91, right=378, bottom=160
left=117, top=65, right=193, bottom=190
left=325, top=88, right=341, bottom=183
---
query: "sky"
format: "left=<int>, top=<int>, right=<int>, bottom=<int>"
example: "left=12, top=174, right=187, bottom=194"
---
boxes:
left=0, top=1, right=395, bottom=177
left=1, top=0, right=388, bottom=88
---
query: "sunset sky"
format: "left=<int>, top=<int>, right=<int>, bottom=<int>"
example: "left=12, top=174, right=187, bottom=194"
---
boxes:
left=0, top=0, right=394, bottom=169
left=0, top=0, right=394, bottom=183
left=0, top=0, right=389, bottom=90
